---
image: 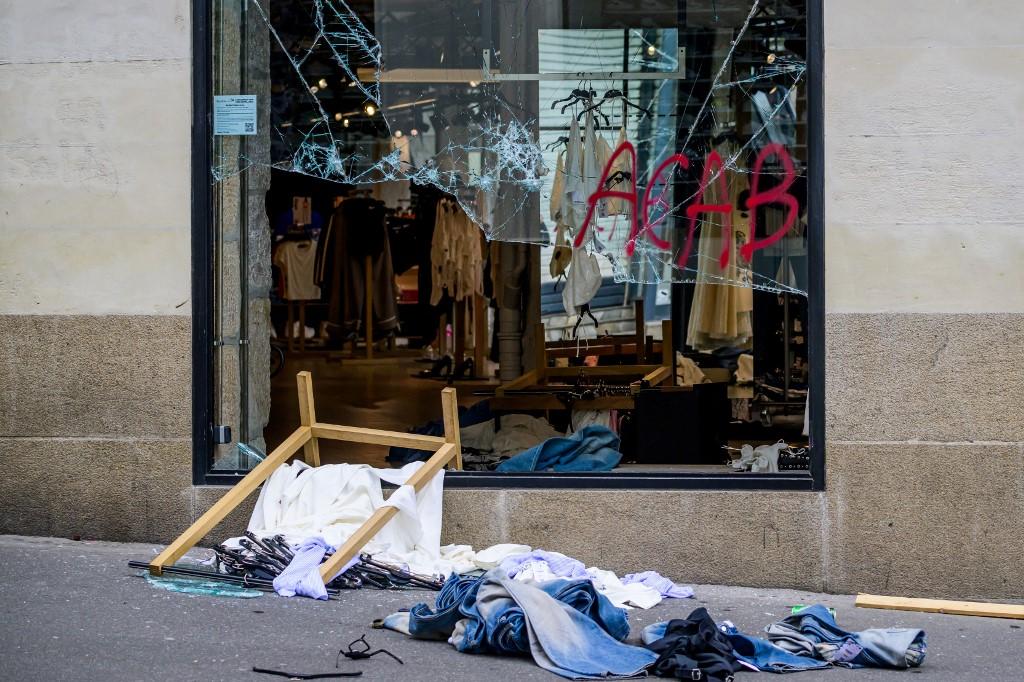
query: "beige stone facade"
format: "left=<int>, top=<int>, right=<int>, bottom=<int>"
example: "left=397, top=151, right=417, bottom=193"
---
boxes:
left=1, top=1, right=1021, bottom=599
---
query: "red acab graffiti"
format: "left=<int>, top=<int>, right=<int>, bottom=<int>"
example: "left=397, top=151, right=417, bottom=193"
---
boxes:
left=572, top=141, right=798, bottom=268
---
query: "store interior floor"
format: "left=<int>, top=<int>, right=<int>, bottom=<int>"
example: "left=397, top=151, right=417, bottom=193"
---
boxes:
left=266, top=355, right=489, bottom=466
left=265, top=355, right=743, bottom=473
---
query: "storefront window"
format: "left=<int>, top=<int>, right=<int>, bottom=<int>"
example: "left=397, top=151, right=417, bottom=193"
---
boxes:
left=201, top=0, right=819, bottom=486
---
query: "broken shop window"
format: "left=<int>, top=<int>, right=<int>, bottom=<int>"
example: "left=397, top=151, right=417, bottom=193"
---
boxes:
left=212, top=0, right=810, bottom=296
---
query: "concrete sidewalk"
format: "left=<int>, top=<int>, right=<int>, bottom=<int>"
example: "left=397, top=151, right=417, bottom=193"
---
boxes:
left=0, top=535, right=1018, bottom=681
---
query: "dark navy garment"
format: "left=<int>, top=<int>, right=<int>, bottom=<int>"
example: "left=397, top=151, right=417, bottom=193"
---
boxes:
left=387, top=400, right=493, bottom=465
left=642, top=607, right=742, bottom=681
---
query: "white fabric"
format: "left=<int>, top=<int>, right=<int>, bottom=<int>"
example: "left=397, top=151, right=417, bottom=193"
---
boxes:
left=237, top=460, right=456, bottom=575
left=731, top=441, right=786, bottom=473
left=561, top=247, right=602, bottom=314
left=471, top=543, right=532, bottom=569
left=585, top=567, right=663, bottom=610
left=570, top=410, right=612, bottom=433
left=459, top=414, right=561, bottom=459
left=735, top=353, right=754, bottom=384
left=675, top=352, right=708, bottom=387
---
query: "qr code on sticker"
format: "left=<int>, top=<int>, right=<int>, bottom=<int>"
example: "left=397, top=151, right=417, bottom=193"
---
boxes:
left=245, top=122, right=254, bottom=132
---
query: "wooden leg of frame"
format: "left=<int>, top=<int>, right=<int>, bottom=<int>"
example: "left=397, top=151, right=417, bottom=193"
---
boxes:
left=149, top=426, right=312, bottom=576
left=318, top=442, right=458, bottom=581
left=296, top=371, right=320, bottom=467
left=441, top=386, right=462, bottom=470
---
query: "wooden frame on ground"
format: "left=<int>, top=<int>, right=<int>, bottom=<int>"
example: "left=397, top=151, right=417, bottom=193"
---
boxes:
left=150, top=371, right=461, bottom=582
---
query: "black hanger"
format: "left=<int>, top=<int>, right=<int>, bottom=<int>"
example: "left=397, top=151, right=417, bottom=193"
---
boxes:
left=578, top=89, right=652, bottom=122
left=544, top=136, right=570, bottom=151
left=551, top=87, right=597, bottom=114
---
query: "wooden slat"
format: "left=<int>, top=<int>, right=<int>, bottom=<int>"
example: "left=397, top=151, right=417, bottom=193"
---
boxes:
left=311, top=423, right=445, bottom=450
left=149, top=426, right=312, bottom=575
left=534, top=323, right=547, bottom=379
left=546, top=364, right=660, bottom=377
left=634, top=299, right=646, bottom=363
left=495, top=369, right=538, bottom=396
left=473, top=293, right=486, bottom=374
left=855, top=594, right=1024, bottom=620
left=441, top=386, right=462, bottom=470
left=365, top=254, right=373, bottom=359
left=490, top=395, right=636, bottom=411
left=642, top=365, right=673, bottom=386
left=661, top=319, right=675, bottom=385
left=319, top=443, right=458, bottom=581
left=296, top=371, right=320, bottom=466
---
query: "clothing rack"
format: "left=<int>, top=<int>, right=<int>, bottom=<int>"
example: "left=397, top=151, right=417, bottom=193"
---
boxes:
left=357, top=48, right=686, bottom=84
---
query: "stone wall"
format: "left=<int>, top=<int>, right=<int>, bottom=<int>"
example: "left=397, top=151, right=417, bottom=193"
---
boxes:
left=0, top=2, right=196, bottom=538
left=1, top=0, right=1021, bottom=600
left=820, top=0, right=1024, bottom=598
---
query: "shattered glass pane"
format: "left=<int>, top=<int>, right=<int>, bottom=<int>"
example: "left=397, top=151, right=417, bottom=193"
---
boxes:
left=213, top=0, right=809, bottom=296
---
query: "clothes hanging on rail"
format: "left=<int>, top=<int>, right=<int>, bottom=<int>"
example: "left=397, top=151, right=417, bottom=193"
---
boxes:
left=273, top=239, right=320, bottom=301
left=430, top=198, right=483, bottom=305
left=686, top=146, right=754, bottom=351
left=320, top=197, right=399, bottom=335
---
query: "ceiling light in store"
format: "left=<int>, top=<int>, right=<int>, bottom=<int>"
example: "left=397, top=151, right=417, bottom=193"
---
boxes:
left=364, top=103, right=377, bottom=116
left=334, top=112, right=343, bottom=121
left=468, top=80, right=479, bottom=88
left=318, top=78, right=329, bottom=89
left=342, top=118, right=350, bottom=128
left=348, top=80, right=357, bottom=87
left=309, top=85, right=320, bottom=94
left=410, top=128, right=419, bottom=137
left=767, top=53, right=777, bottom=64
left=646, top=44, right=657, bottom=56
left=394, top=130, right=403, bottom=138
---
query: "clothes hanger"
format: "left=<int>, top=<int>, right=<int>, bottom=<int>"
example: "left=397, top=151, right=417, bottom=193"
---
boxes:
left=544, top=136, right=570, bottom=151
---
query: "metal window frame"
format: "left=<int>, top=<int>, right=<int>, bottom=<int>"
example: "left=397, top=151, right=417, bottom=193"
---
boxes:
left=191, top=0, right=825, bottom=492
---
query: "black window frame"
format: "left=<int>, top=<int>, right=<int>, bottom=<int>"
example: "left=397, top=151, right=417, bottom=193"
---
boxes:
left=191, top=0, right=825, bottom=491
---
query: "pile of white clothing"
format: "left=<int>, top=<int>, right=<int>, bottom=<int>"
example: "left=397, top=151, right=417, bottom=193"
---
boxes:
left=227, top=460, right=694, bottom=609
left=224, top=460, right=465, bottom=576
left=730, top=441, right=788, bottom=473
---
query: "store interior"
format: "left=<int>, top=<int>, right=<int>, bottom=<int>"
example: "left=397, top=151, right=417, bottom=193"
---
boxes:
left=213, top=0, right=811, bottom=477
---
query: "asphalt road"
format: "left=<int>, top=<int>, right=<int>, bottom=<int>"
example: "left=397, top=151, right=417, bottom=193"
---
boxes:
left=0, top=535, right=1019, bottom=680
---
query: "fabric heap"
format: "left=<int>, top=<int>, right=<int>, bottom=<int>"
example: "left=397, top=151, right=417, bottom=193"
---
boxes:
left=430, top=198, right=483, bottom=304
left=493, top=549, right=687, bottom=610
left=388, top=569, right=658, bottom=680
left=642, top=604, right=927, bottom=675
left=225, top=459, right=457, bottom=577
left=766, top=604, right=927, bottom=669
left=494, top=424, right=621, bottom=473
left=730, top=441, right=789, bottom=473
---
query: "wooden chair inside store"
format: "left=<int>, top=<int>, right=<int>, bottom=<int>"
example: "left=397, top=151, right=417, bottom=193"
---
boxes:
left=149, top=371, right=462, bottom=582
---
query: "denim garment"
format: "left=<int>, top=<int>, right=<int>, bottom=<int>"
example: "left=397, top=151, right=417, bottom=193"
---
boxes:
left=494, top=425, right=621, bottom=472
left=450, top=571, right=657, bottom=679
left=768, top=604, right=927, bottom=669
left=407, top=573, right=483, bottom=640
left=721, top=624, right=831, bottom=672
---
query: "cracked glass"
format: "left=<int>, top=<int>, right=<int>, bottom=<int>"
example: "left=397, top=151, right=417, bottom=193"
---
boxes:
left=208, top=0, right=812, bottom=474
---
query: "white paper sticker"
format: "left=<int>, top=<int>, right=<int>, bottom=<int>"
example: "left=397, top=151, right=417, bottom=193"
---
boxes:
left=214, top=95, right=257, bottom=136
